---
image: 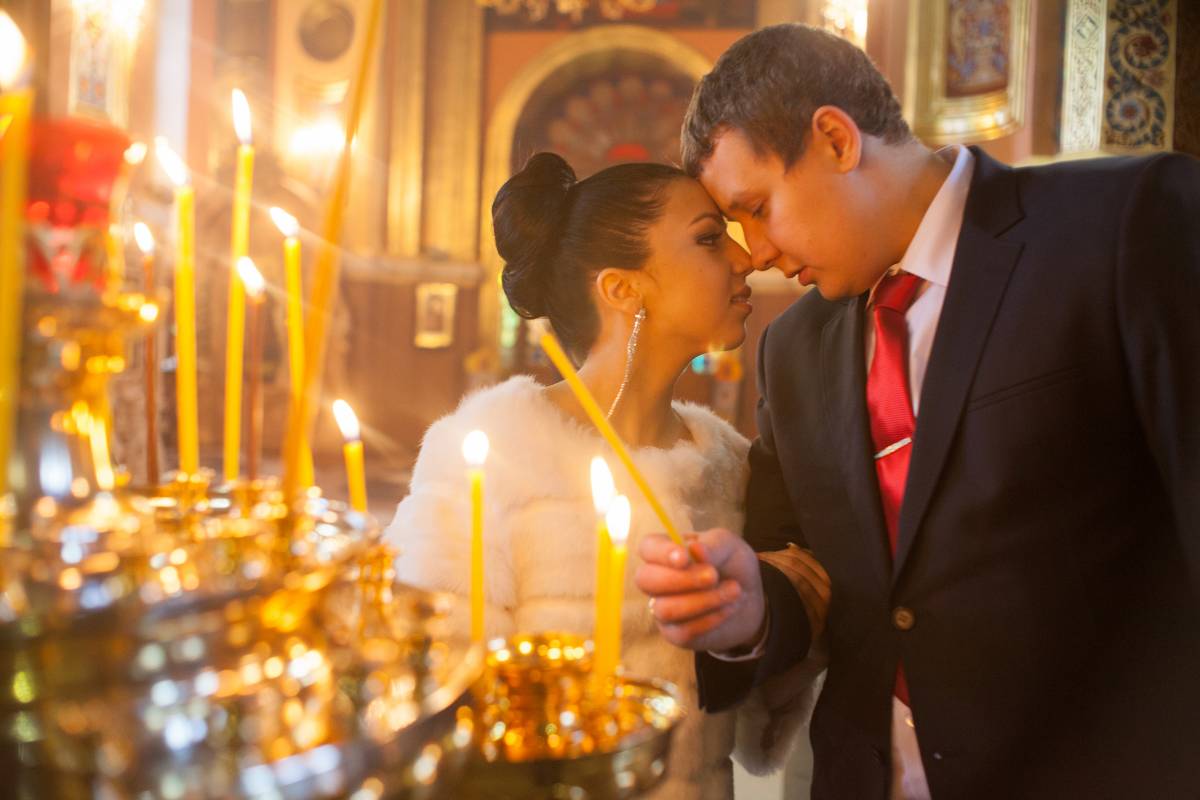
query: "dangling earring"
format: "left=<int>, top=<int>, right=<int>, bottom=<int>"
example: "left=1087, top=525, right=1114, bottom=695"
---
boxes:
left=607, top=307, right=646, bottom=419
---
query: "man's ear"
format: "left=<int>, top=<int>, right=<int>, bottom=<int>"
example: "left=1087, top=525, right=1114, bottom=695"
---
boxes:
left=595, top=268, right=643, bottom=316
left=810, top=106, right=862, bottom=173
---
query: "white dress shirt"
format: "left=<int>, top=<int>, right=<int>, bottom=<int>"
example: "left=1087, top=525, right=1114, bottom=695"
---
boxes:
left=871, top=145, right=975, bottom=800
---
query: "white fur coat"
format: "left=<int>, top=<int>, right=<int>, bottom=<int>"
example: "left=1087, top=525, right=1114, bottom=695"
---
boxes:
left=385, top=376, right=812, bottom=799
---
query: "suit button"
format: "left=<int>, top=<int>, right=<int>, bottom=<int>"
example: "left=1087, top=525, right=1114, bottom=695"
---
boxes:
left=892, top=606, right=916, bottom=631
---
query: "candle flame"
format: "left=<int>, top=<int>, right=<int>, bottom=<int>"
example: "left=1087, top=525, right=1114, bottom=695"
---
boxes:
left=332, top=399, right=361, bottom=442
left=462, top=430, right=489, bottom=467
left=154, top=137, right=189, bottom=187
left=269, top=206, right=300, bottom=238
left=606, top=495, right=631, bottom=546
left=124, top=141, right=148, bottom=165
left=133, top=222, right=155, bottom=254
left=590, top=456, right=616, bottom=516
left=231, top=88, right=252, bottom=145
left=236, top=256, right=265, bottom=299
left=0, top=11, right=28, bottom=90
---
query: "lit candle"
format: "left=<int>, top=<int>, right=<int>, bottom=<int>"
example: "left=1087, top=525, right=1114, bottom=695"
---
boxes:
left=281, top=0, right=384, bottom=505
left=590, top=456, right=616, bottom=656
left=134, top=221, right=158, bottom=483
left=156, top=138, right=199, bottom=475
left=269, top=206, right=314, bottom=489
left=224, top=87, right=254, bottom=482
left=237, top=257, right=265, bottom=480
left=332, top=399, right=368, bottom=513
left=462, top=429, right=489, bottom=642
left=0, top=11, right=30, bottom=498
left=597, top=494, right=631, bottom=678
left=539, top=332, right=683, bottom=545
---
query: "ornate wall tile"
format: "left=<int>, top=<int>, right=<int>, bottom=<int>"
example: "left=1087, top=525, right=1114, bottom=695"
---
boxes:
left=1062, top=0, right=1176, bottom=154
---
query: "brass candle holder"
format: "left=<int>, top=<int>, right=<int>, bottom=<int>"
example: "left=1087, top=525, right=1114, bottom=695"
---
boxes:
left=459, top=633, right=684, bottom=800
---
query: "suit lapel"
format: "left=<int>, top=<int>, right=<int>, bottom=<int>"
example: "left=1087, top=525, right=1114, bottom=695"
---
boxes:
left=820, top=297, right=892, bottom=588
left=892, top=148, right=1025, bottom=584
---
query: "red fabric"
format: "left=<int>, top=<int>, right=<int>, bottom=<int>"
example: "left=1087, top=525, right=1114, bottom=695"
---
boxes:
left=866, top=271, right=923, bottom=706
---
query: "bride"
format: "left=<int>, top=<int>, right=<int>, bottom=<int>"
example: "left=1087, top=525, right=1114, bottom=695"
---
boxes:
left=385, top=152, right=820, bottom=798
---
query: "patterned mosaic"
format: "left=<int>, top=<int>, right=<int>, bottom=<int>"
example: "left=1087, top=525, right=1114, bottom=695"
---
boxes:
left=946, top=0, right=1011, bottom=98
left=1102, top=0, right=1176, bottom=148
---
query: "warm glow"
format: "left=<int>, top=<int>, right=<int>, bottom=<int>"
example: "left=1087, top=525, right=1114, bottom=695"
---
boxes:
left=231, top=88, right=252, bottom=145
left=590, top=456, right=616, bottom=516
left=462, top=430, right=489, bottom=467
left=269, top=206, right=300, bottom=239
left=110, top=0, right=146, bottom=38
left=236, top=256, right=265, bottom=300
left=288, top=118, right=346, bottom=158
left=124, top=141, right=147, bottom=165
left=332, top=399, right=361, bottom=442
left=154, top=137, right=188, bottom=187
left=606, top=495, right=631, bottom=547
left=139, top=302, right=159, bottom=323
left=0, top=11, right=27, bottom=90
left=133, top=222, right=155, bottom=254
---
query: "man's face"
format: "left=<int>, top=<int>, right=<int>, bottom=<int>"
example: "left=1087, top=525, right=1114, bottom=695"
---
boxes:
left=698, top=127, right=887, bottom=300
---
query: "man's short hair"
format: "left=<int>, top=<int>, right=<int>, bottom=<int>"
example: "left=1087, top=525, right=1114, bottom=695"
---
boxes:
left=681, top=23, right=911, bottom=177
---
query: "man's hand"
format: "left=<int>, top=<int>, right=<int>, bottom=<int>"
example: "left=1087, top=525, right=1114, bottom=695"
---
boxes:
left=635, top=528, right=766, bottom=652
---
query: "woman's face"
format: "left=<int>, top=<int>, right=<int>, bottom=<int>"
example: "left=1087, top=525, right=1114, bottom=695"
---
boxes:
left=639, top=177, right=754, bottom=356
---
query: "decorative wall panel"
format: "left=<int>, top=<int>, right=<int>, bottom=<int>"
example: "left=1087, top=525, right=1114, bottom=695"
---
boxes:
left=1062, top=0, right=1177, bottom=154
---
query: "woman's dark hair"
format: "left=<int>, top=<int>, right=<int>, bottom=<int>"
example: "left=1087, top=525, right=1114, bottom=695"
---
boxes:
left=681, top=23, right=910, bottom=176
left=493, top=152, right=684, bottom=361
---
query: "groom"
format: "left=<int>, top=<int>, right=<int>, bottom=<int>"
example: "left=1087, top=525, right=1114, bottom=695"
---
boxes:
left=636, top=23, right=1200, bottom=799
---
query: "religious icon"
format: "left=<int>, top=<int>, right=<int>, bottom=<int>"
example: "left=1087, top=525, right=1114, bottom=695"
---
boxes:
left=414, top=282, right=457, bottom=349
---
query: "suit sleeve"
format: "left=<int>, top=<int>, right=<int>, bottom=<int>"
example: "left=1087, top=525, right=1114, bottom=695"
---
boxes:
left=696, top=322, right=813, bottom=712
left=1116, top=153, right=1200, bottom=585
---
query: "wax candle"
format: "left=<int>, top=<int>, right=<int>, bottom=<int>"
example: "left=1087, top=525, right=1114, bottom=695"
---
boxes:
left=539, top=332, right=682, bottom=544
left=281, top=0, right=384, bottom=504
left=332, top=399, right=368, bottom=513
left=134, top=222, right=158, bottom=482
left=597, top=494, right=631, bottom=678
left=237, top=257, right=265, bottom=480
left=155, top=139, right=199, bottom=475
left=0, top=11, right=30, bottom=498
left=462, top=429, right=489, bottom=642
left=269, top=206, right=314, bottom=489
left=590, top=456, right=616, bottom=655
left=224, top=87, right=254, bottom=482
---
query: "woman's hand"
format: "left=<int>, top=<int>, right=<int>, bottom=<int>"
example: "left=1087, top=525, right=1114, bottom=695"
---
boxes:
left=635, top=528, right=767, bottom=653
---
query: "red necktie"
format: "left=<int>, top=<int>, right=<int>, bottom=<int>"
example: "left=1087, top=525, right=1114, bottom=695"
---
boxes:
left=866, top=270, right=922, bottom=706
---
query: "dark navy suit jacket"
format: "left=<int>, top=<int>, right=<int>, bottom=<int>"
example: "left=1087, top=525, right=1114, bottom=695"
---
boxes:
left=697, top=148, right=1200, bottom=799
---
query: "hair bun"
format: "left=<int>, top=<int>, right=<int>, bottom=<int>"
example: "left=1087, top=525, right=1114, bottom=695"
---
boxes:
left=493, top=152, right=577, bottom=320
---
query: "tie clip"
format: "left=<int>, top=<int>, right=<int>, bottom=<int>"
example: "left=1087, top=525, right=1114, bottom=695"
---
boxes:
left=874, top=437, right=912, bottom=460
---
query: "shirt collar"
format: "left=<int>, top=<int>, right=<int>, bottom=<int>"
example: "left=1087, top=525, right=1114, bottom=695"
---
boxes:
left=871, top=145, right=976, bottom=300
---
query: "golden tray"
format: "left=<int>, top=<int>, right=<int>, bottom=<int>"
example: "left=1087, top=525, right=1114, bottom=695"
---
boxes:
left=457, top=633, right=683, bottom=800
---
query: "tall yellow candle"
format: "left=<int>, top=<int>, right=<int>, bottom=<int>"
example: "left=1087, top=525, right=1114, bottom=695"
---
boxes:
left=156, top=139, right=199, bottom=474
left=224, top=87, right=254, bottom=482
left=237, top=258, right=266, bottom=480
left=269, top=207, right=314, bottom=489
left=597, top=494, right=631, bottom=678
left=590, top=456, right=616, bottom=652
left=539, top=332, right=682, bottom=545
left=332, top=399, right=367, bottom=513
left=462, top=429, right=489, bottom=643
left=281, top=0, right=384, bottom=504
left=0, top=11, right=30, bottom=498
left=134, top=222, right=158, bottom=483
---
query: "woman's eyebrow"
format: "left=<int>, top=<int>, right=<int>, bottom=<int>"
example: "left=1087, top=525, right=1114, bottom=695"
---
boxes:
left=689, top=211, right=725, bottom=226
